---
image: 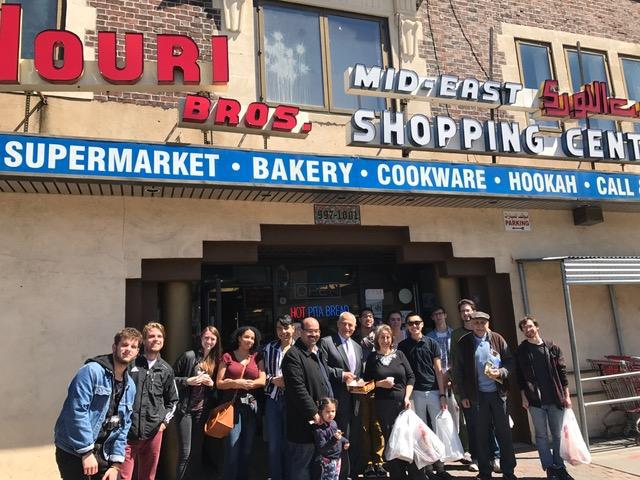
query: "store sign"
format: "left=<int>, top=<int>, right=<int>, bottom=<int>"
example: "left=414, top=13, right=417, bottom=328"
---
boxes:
left=289, top=304, right=350, bottom=319
left=294, top=283, right=341, bottom=299
left=345, top=65, right=640, bottom=163
left=0, top=5, right=312, bottom=137
left=314, top=204, right=361, bottom=225
left=177, top=95, right=312, bottom=138
left=0, top=4, right=228, bottom=92
left=503, top=211, right=531, bottom=232
left=540, top=80, right=639, bottom=121
left=3, top=133, right=640, bottom=202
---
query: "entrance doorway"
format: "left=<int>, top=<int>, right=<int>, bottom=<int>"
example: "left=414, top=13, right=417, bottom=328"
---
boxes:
left=126, top=225, right=528, bottom=479
left=201, top=262, right=437, bottom=345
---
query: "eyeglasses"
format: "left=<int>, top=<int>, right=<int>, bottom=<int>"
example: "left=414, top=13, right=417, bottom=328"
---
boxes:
left=406, top=321, right=422, bottom=326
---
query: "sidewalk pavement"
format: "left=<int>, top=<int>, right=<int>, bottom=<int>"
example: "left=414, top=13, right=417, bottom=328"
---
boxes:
left=443, top=442, right=640, bottom=480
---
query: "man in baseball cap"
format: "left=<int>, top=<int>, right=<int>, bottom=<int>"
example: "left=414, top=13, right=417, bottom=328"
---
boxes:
left=453, top=311, right=517, bottom=480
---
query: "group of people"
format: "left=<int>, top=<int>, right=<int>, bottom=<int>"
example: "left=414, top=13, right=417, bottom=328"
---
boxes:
left=53, top=300, right=575, bottom=480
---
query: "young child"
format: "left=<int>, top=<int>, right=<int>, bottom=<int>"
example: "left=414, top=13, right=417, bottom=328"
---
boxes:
left=312, top=397, right=350, bottom=480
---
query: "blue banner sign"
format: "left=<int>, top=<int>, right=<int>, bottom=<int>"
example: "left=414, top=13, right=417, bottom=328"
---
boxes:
left=1, top=133, right=639, bottom=202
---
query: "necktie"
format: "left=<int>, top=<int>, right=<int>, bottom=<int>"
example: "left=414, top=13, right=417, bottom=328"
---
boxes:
left=345, top=339, right=356, bottom=373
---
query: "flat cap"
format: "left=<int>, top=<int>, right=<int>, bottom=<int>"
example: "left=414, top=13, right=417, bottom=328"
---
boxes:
left=470, top=311, right=490, bottom=321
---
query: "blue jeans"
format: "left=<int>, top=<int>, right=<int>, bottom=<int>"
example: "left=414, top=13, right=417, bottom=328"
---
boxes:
left=287, top=441, right=316, bottom=480
left=266, top=396, right=289, bottom=480
left=529, top=404, right=565, bottom=470
left=223, top=403, right=257, bottom=480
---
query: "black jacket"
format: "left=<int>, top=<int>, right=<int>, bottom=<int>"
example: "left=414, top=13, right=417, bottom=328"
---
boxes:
left=515, top=339, right=568, bottom=408
left=453, top=330, right=514, bottom=401
left=128, top=354, right=179, bottom=440
left=282, top=339, right=333, bottom=444
left=173, top=350, right=217, bottom=415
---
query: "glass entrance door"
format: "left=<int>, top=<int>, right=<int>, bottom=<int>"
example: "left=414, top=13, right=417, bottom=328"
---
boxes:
left=202, top=266, right=274, bottom=348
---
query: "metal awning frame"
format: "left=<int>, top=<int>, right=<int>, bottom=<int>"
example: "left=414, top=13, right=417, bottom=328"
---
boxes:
left=516, top=256, right=640, bottom=447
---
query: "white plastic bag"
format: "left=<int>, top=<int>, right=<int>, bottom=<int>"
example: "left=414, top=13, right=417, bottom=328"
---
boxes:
left=559, top=409, right=592, bottom=465
left=413, top=416, right=445, bottom=469
left=386, top=409, right=415, bottom=462
left=434, top=409, right=464, bottom=462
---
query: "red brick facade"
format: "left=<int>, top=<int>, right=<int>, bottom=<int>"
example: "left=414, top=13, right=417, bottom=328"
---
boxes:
left=85, top=0, right=640, bottom=110
left=85, top=0, right=221, bottom=108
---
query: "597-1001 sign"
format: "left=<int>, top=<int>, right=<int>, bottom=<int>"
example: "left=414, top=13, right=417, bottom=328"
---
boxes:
left=314, top=205, right=361, bottom=225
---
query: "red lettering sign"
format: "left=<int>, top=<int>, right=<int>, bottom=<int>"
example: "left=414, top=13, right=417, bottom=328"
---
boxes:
left=182, top=95, right=211, bottom=123
left=290, top=306, right=306, bottom=319
left=244, top=102, right=269, bottom=128
left=157, top=34, right=200, bottom=85
left=211, top=35, right=229, bottom=84
left=34, top=30, right=84, bottom=83
left=0, top=5, right=230, bottom=89
left=178, top=94, right=313, bottom=137
left=214, top=98, right=241, bottom=126
left=540, top=79, right=639, bottom=120
left=0, top=4, right=20, bottom=83
left=97, top=32, right=144, bottom=84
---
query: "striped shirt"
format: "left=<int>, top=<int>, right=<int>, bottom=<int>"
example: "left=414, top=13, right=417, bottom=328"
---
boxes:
left=263, top=339, right=289, bottom=399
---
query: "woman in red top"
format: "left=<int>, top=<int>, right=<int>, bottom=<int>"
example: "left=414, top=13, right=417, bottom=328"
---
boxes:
left=216, top=326, right=266, bottom=480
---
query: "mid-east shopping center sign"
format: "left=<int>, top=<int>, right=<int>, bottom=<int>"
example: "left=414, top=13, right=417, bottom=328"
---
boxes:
left=2, top=133, right=640, bottom=202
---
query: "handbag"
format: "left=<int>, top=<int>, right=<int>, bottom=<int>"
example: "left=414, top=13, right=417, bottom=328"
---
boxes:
left=204, top=358, right=248, bottom=438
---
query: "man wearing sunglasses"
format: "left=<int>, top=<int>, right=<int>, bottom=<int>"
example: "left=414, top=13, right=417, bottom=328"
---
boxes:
left=398, top=312, right=451, bottom=480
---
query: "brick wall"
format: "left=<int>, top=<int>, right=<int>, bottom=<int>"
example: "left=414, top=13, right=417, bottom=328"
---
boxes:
left=417, top=0, right=640, bottom=80
left=86, top=0, right=639, bottom=110
left=85, top=0, right=221, bottom=108
left=416, top=0, right=640, bottom=117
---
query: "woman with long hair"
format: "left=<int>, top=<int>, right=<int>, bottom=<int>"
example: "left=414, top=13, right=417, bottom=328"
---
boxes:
left=387, top=310, right=407, bottom=348
left=216, top=326, right=266, bottom=480
left=173, top=326, right=222, bottom=480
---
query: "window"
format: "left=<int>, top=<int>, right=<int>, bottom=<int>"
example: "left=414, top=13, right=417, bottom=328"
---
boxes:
left=11, top=0, right=62, bottom=58
left=259, top=2, right=387, bottom=112
left=621, top=57, right=640, bottom=133
left=566, top=48, right=616, bottom=131
left=516, top=41, right=558, bottom=129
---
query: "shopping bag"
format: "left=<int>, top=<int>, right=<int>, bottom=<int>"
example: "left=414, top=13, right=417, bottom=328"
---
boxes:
left=413, top=417, right=445, bottom=469
left=204, top=401, right=234, bottom=438
left=386, top=409, right=415, bottom=462
left=559, top=409, right=591, bottom=465
left=434, top=409, right=464, bottom=462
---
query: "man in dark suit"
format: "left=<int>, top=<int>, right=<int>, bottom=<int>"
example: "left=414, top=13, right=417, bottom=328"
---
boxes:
left=282, top=316, right=334, bottom=480
left=319, top=311, right=363, bottom=480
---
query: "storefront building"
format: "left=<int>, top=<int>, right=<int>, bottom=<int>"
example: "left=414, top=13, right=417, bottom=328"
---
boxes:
left=1, top=0, right=640, bottom=478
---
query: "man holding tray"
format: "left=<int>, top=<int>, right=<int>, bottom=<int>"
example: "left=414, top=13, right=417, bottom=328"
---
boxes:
left=320, top=311, right=364, bottom=479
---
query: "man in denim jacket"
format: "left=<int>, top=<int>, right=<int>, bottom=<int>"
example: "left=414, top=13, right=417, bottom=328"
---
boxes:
left=54, top=327, right=142, bottom=480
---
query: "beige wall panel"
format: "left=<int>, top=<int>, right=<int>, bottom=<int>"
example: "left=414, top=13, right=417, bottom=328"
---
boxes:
left=1, top=193, right=640, bottom=474
left=0, top=195, right=126, bottom=472
left=121, top=197, right=312, bottom=277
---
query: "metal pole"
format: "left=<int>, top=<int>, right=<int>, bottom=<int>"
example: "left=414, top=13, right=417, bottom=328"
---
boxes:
left=560, top=261, right=590, bottom=446
left=517, top=261, right=530, bottom=315
left=608, top=284, right=625, bottom=355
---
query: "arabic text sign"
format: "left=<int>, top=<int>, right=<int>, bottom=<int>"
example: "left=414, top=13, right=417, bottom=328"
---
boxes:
left=1, top=133, right=640, bottom=202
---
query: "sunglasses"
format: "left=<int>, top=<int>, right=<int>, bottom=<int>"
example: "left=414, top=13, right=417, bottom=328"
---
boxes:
left=406, top=321, right=422, bottom=326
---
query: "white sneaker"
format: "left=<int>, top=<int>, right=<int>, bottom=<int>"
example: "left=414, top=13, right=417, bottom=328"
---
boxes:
left=461, top=452, right=473, bottom=464
left=468, top=462, right=479, bottom=472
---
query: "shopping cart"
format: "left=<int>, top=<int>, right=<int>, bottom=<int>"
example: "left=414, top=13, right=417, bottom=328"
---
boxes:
left=587, top=357, right=640, bottom=444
